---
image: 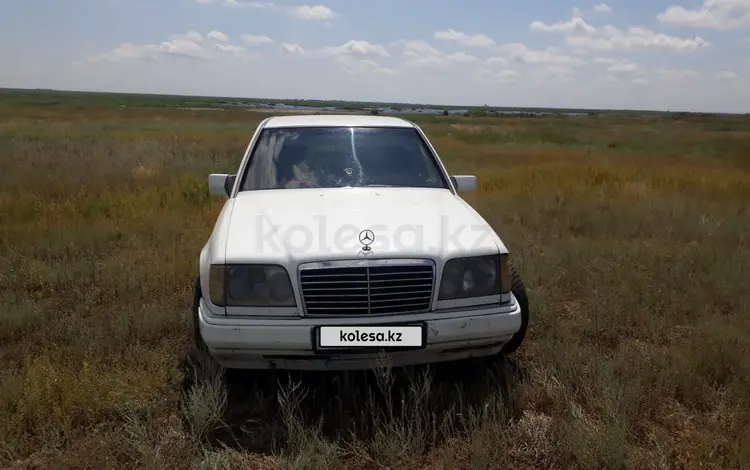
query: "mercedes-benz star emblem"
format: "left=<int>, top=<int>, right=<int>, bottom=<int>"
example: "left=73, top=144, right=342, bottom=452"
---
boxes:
left=359, top=229, right=375, bottom=251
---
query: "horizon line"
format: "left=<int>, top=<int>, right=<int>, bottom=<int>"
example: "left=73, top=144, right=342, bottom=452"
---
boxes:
left=1, top=86, right=746, bottom=116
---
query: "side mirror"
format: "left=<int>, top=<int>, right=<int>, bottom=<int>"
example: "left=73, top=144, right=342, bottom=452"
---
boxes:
left=208, top=174, right=236, bottom=197
left=451, top=175, right=477, bottom=193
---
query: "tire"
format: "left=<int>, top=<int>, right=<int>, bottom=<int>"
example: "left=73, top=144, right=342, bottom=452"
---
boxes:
left=192, top=276, right=209, bottom=354
left=501, top=266, right=530, bottom=355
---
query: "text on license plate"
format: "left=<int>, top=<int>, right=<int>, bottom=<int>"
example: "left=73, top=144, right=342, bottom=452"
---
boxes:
left=318, top=325, right=424, bottom=348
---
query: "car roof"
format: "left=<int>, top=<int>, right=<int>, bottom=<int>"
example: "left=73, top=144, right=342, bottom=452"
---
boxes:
left=263, top=114, right=415, bottom=129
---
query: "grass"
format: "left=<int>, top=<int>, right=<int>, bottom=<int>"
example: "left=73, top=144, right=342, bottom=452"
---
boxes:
left=1, top=92, right=749, bottom=469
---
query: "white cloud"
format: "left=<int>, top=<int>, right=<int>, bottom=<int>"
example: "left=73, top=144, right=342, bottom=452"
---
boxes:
left=717, top=70, right=739, bottom=79
left=207, top=31, right=229, bottom=42
left=485, top=56, right=509, bottom=67
left=280, top=39, right=396, bottom=74
left=290, top=4, right=337, bottom=21
left=592, top=57, right=621, bottom=64
left=498, top=42, right=586, bottom=66
left=335, top=55, right=398, bottom=75
left=603, top=74, right=620, bottom=83
left=477, top=67, right=521, bottom=82
left=280, top=42, right=305, bottom=54
left=93, top=31, right=251, bottom=61
left=657, top=0, right=750, bottom=30
left=442, top=51, right=480, bottom=63
left=321, top=40, right=390, bottom=57
left=434, top=29, right=495, bottom=47
left=198, top=0, right=338, bottom=22
left=213, top=44, right=246, bottom=54
left=397, top=40, right=441, bottom=57
left=299, top=40, right=397, bottom=75
left=569, top=47, right=591, bottom=55
left=530, top=17, right=597, bottom=33
left=599, top=62, right=701, bottom=82
left=393, top=40, right=480, bottom=68
left=569, top=4, right=612, bottom=18
left=242, top=34, right=273, bottom=45
left=607, top=61, right=638, bottom=73
left=498, top=69, right=521, bottom=81
left=531, top=13, right=712, bottom=52
left=181, top=31, right=203, bottom=42
left=566, top=26, right=711, bottom=51
left=534, top=65, right=575, bottom=82
left=633, top=78, right=649, bottom=85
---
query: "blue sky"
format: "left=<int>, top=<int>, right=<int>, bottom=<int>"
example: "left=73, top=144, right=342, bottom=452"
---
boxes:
left=1, top=0, right=749, bottom=112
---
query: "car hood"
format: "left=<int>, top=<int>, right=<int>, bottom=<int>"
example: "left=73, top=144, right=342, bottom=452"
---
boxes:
left=219, top=187, right=505, bottom=265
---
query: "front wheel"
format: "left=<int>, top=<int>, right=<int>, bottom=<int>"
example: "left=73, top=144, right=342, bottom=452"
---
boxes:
left=501, top=266, right=530, bottom=355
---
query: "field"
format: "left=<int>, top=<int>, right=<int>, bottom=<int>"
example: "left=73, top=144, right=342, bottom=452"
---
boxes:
left=1, top=90, right=749, bottom=469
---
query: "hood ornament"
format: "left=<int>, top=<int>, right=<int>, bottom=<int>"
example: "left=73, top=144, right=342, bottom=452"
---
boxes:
left=359, top=229, right=374, bottom=251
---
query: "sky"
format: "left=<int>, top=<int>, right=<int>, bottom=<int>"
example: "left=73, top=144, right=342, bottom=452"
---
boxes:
left=1, top=0, right=749, bottom=112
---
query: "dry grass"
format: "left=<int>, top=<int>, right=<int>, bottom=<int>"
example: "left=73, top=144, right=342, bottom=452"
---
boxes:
left=1, top=98, right=749, bottom=469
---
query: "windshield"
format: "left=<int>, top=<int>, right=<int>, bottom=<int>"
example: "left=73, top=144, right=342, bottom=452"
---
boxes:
left=238, top=126, right=449, bottom=191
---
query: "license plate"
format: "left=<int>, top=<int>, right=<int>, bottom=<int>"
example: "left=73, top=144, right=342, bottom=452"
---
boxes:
left=316, top=324, right=425, bottom=350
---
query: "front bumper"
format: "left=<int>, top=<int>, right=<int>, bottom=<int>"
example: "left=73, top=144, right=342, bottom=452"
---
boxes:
left=198, top=296, right=522, bottom=370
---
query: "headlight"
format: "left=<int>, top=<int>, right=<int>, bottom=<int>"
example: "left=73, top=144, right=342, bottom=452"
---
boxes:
left=438, top=254, right=509, bottom=300
left=208, top=264, right=296, bottom=307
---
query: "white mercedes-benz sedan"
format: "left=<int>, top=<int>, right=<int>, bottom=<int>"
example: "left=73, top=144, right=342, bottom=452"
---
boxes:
left=193, top=114, right=531, bottom=371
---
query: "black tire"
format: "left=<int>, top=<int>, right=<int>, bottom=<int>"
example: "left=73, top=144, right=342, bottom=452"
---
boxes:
left=501, top=266, right=530, bottom=355
left=192, top=276, right=209, bottom=354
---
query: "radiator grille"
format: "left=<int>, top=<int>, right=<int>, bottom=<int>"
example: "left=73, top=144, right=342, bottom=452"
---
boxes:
left=299, top=262, right=434, bottom=316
